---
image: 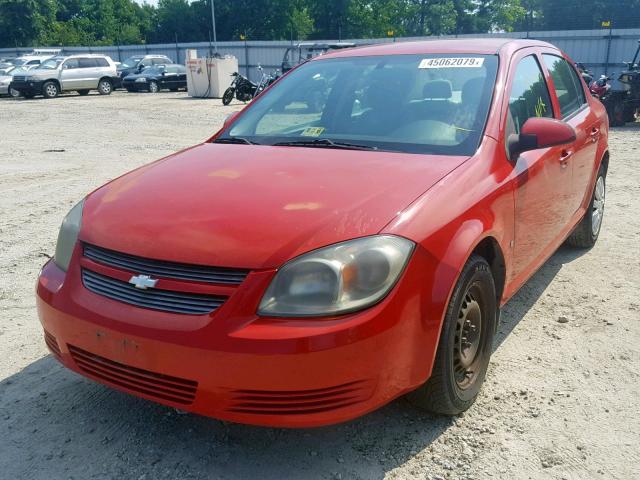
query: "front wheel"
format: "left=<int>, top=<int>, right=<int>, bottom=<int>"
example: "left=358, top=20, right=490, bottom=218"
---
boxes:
left=98, top=79, right=112, bottom=95
left=42, top=81, right=59, bottom=99
left=406, top=255, right=497, bottom=415
left=9, top=87, right=20, bottom=97
left=566, top=165, right=606, bottom=248
left=222, top=87, right=234, bottom=105
left=148, top=81, right=159, bottom=93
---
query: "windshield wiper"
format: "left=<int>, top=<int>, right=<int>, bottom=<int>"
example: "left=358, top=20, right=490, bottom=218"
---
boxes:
left=273, top=138, right=377, bottom=151
left=213, top=136, right=260, bottom=145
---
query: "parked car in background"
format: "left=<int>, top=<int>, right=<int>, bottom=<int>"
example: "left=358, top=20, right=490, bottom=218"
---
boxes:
left=7, top=49, right=61, bottom=68
left=122, top=64, right=186, bottom=93
left=11, top=54, right=117, bottom=99
left=37, top=39, right=609, bottom=427
left=281, top=42, right=356, bottom=72
left=115, top=54, right=173, bottom=88
left=0, top=65, right=37, bottom=97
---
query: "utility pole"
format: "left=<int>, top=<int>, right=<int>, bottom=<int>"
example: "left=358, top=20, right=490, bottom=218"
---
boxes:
left=210, top=0, right=218, bottom=54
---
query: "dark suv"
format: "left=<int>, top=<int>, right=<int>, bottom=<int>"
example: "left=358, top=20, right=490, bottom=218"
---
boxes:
left=115, top=55, right=173, bottom=88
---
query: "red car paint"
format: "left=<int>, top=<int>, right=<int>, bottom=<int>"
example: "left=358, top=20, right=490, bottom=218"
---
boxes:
left=37, top=39, right=609, bottom=427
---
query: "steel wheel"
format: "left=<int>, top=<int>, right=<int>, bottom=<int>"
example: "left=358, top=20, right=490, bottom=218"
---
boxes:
left=98, top=80, right=112, bottom=95
left=591, top=175, right=605, bottom=236
left=453, top=286, right=485, bottom=390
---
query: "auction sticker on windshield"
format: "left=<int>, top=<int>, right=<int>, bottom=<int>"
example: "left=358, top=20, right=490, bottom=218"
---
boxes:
left=419, top=57, right=485, bottom=68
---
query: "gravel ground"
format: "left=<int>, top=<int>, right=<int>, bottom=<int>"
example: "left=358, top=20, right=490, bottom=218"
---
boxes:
left=0, top=91, right=638, bottom=480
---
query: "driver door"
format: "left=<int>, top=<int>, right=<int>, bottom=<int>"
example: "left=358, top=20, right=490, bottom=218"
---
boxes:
left=60, top=58, right=81, bottom=90
left=506, top=51, right=576, bottom=283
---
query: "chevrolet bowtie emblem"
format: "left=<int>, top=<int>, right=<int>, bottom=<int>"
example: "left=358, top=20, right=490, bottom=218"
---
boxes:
left=129, top=274, right=158, bottom=290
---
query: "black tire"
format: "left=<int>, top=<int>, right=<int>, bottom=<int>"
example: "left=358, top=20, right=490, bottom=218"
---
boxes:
left=97, top=79, right=112, bottom=95
left=623, top=106, right=636, bottom=123
left=222, top=87, right=234, bottom=105
left=566, top=164, right=606, bottom=248
left=42, top=81, right=59, bottom=99
left=148, top=81, right=159, bottom=93
left=77, top=90, right=90, bottom=96
left=406, top=255, right=497, bottom=415
left=608, top=98, right=625, bottom=126
left=9, top=87, right=20, bottom=98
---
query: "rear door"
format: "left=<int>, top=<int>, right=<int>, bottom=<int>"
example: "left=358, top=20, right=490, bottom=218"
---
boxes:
left=176, top=65, right=187, bottom=89
left=505, top=50, right=576, bottom=281
left=541, top=53, right=599, bottom=214
left=77, top=58, right=99, bottom=88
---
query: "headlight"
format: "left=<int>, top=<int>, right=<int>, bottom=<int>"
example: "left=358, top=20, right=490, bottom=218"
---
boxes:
left=135, top=77, right=147, bottom=83
left=53, top=200, right=84, bottom=271
left=258, top=235, right=414, bottom=317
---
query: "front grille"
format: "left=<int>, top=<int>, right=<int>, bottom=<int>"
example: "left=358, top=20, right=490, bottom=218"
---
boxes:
left=44, top=330, right=61, bottom=358
left=12, top=75, right=27, bottom=82
left=82, top=269, right=226, bottom=315
left=83, top=243, right=249, bottom=285
left=227, top=380, right=374, bottom=415
left=68, top=345, right=197, bottom=404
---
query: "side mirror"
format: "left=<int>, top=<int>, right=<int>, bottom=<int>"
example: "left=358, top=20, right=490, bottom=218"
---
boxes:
left=507, top=117, right=576, bottom=162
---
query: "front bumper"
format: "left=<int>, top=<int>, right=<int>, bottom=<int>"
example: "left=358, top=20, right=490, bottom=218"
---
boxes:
left=0, top=83, right=8, bottom=95
left=11, top=79, right=44, bottom=95
left=36, top=245, right=440, bottom=427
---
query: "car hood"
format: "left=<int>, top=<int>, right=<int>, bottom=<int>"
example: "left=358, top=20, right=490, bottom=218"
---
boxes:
left=81, top=143, right=468, bottom=269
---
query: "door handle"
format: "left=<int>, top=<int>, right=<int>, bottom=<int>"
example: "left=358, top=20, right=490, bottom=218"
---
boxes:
left=559, top=149, right=573, bottom=168
left=590, top=126, right=600, bottom=143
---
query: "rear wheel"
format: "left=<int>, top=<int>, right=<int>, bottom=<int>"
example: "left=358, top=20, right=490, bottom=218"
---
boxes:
left=42, top=81, right=59, bottom=99
left=98, top=79, right=112, bottom=95
left=9, top=87, right=20, bottom=97
left=406, top=255, right=497, bottom=415
left=148, top=81, right=159, bottom=93
left=566, top=165, right=606, bottom=248
left=608, top=98, right=625, bottom=126
left=222, top=87, right=234, bottom=105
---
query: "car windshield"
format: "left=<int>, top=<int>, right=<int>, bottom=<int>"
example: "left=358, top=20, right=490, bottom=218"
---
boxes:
left=39, top=58, right=63, bottom=69
left=221, top=54, right=498, bottom=155
left=121, top=57, right=141, bottom=68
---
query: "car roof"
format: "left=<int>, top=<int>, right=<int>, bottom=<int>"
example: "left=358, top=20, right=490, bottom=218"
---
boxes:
left=320, top=38, right=558, bottom=59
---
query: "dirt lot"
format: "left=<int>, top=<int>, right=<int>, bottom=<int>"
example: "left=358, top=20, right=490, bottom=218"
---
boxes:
left=0, top=91, right=638, bottom=480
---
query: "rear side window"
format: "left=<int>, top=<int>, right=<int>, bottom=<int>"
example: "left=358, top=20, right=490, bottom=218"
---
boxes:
left=542, top=54, right=586, bottom=118
left=95, top=58, right=109, bottom=67
left=78, top=58, right=97, bottom=68
left=507, top=55, right=553, bottom=134
left=152, top=58, right=170, bottom=65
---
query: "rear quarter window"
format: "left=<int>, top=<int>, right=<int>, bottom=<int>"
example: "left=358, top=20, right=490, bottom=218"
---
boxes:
left=95, top=58, right=109, bottom=67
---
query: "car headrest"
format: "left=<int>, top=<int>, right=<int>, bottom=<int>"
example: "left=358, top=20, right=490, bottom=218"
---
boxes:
left=462, top=77, right=485, bottom=106
left=423, top=80, right=452, bottom=100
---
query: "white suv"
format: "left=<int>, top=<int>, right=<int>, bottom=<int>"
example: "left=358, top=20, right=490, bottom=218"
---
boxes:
left=11, top=54, right=117, bottom=99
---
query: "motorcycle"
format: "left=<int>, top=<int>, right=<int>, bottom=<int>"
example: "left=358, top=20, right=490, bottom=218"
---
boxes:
left=221, top=65, right=279, bottom=105
left=590, top=74, right=612, bottom=99
left=222, top=72, right=256, bottom=105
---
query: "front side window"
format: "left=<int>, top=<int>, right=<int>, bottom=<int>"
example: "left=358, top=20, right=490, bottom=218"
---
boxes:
left=221, top=54, right=499, bottom=155
left=63, top=58, right=79, bottom=69
left=542, top=54, right=586, bottom=118
left=507, top=55, right=553, bottom=136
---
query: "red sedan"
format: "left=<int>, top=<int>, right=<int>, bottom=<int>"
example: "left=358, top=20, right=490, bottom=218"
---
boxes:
left=37, top=39, right=608, bottom=427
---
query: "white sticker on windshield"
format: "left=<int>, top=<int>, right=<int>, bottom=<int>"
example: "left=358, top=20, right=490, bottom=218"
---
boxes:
left=419, top=57, right=484, bottom=69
